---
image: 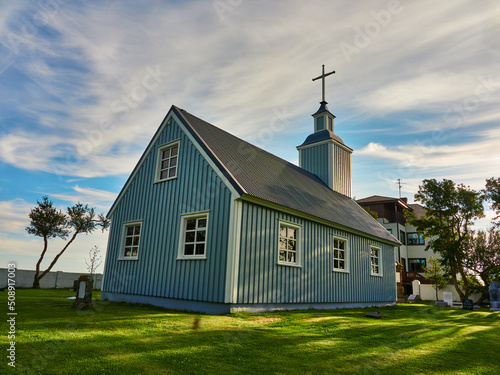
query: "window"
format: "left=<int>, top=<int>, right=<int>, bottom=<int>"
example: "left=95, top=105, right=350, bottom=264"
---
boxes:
left=278, top=221, right=301, bottom=266
left=370, top=246, right=382, bottom=276
left=327, top=117, right=333, bottom=131
left=407, top=233, right=425, bottom=245
left=121, top=221, right=141, bottom=259
left=399, top=230, right=406, bottom=245
left=157, top=141, right=179, bottom=182
left=178, top=211, right=209, bottom=259
left=333, top=236, right=349, bottom=272
left=409, top=258, right=426, bottom=272
left=387, top=228, right=393, bottom=234
left=315, top=116, right=324, bottom=131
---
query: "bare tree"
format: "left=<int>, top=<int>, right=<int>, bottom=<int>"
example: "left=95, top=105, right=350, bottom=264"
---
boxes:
left=26, top=196, right=109, bottom=288
left=85, top=245, right=103, bottom=276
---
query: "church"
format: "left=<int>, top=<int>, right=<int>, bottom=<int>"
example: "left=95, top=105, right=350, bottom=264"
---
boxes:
left=101, top=67, right=400, bottom=314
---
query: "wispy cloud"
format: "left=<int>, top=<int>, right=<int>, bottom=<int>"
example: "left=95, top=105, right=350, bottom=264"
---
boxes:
left=48, top=185, right=117, bottom=211
left=1, top=0, right=500, bottom=268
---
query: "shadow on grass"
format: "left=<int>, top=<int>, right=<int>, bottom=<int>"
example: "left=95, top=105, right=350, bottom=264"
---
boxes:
left=9, top=292, right=500, bottom=375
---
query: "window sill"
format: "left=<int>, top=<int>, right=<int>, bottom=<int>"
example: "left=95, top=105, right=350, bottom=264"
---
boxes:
left=118, top=257, right=139, bottom=261
left=333, top=269, right=350, bottom=274
left=154, top=176, right=178, bottom=184
left=177, top=256, right=207, bottom=261
left=277, top=262, right=302, bottom=268
left=371, top=274, right=384, bottom=277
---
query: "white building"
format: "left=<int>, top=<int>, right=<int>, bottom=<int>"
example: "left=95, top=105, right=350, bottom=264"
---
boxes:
left=356, top=196, right=440, bottom=294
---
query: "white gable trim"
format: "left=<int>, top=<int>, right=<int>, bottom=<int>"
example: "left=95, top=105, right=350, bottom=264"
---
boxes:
left=173, top=111, right=242, bottom=197
left=108, top=108, right=241, bottom=218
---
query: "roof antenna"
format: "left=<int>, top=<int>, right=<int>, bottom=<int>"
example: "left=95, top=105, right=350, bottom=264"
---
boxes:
left=396, top=178, right=405, bottom=198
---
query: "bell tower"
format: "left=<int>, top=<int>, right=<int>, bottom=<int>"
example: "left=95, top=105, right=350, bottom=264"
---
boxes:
left=297, top=65, right=352, bottom=197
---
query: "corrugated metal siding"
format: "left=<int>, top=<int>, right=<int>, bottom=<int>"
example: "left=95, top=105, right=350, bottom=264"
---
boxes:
left=299, top=142, right=352, bottom=198
left=299, top=144, right=330, bottom=187
left=236, top=201, right=396, bottom=304
left=102, top=119, right=232, bottom=303
left=332, top=142, right=352, bottom=197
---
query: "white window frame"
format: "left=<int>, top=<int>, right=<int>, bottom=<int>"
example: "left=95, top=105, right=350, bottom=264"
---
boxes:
left=277, top=220, right=302, bottom=267
left=333, top=235, right=349, bottom=273
left=370, top=245, right=383, bottom=276
left=155, top=139, right=180, bottom=183
left=177, top=211, right=210, bottom=260
left=119, top=220, right=142, bottom=260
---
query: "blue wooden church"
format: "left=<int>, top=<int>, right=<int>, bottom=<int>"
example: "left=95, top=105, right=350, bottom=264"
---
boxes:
left=102, top=68, right=399, bottom=314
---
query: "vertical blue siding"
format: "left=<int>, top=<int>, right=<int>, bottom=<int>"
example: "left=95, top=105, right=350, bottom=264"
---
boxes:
left=300, top=142, right=352, bottom=197
left=332, top=142, right=352, bottom=197
left=236, top=202, right=396, bottom=304
left=300, top=144, right=329, bottom=186
left=102, top=119, right=232, bottom=303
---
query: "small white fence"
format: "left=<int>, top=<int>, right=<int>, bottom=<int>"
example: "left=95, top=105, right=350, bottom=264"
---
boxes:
left=0, top=268, right=103, bottom=290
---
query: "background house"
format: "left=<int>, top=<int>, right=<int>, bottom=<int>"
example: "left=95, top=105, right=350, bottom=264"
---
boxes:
left=356, top=196, right=440, bottom=294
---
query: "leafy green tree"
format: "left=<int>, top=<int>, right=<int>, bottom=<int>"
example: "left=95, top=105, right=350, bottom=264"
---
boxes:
left=408, top=179, right=485, bottom=301
left=362, top=206, right=379, bottom=220
left=26, top=196, right=109, bottom=288
left=424, top=256, right=449, bottom=301
left=485, top=177, right=500, bottom=223
left=463, top=229, right=500, bottom=304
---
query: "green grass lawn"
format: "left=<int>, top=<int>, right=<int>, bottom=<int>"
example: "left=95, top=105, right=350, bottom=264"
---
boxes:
left=1, top=289, right=499, bottom=374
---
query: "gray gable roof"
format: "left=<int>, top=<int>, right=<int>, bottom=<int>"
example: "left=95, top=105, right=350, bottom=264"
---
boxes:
left=172, top=106, right=398, bottom=245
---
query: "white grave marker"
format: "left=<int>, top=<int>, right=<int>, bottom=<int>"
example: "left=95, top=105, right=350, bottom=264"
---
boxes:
left=78, top=281, right=86, bottom=299
left=443, top=291, right=453, bottom=306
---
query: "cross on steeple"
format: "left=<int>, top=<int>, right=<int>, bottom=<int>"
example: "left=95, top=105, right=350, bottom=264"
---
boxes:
left=312, top=64, right=335, bottom=103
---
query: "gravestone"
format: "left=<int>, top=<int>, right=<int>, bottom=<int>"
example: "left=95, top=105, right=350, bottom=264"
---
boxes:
left=443, top=292, right=453, bottom=307
left=72, top=275, right=94, bottom=310
left=366, top=312, right=382, bottom=319
left=434, top=301, right=447, bottom=307
left=412, top=279, right=421, bottom=296
left=395, top=262, right=406, bottom=303
left=489, top=281, right=500, bottom=311
left=462, top=299, right=473, bottom=310
left=407, top=294, right=420, bottom=303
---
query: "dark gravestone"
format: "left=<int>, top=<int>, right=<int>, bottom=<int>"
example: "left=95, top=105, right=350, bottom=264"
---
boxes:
left=462, top=299, right=473, bottom=310
left=490, top=281, right=500, bottom=311
left=407, top=294, right=420, bottom=303
left=366, top=312, right=382, bottom=319
left=72, top=275, right=94, bottom=310
left=434, top=301, right=448, bottom=307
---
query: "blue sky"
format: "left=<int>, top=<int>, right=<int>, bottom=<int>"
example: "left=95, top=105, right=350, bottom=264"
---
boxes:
left=1, top=0, right=499, bottom=273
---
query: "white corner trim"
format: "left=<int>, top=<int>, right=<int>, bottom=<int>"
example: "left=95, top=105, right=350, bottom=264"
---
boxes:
left=224, top=196, right=242, bottom=303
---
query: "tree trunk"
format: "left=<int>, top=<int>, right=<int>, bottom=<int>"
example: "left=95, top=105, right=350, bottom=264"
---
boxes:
left=436, top=287, right=439, bottom=301
left=457, top=264, right=469, bottom=299
left=33, top=237, right=48, bottom=289
left=476, top=295, right=486, bottom=305
left=38, top=232, right=78, bottom=281
left=450, top=268, right=465, bottom=301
